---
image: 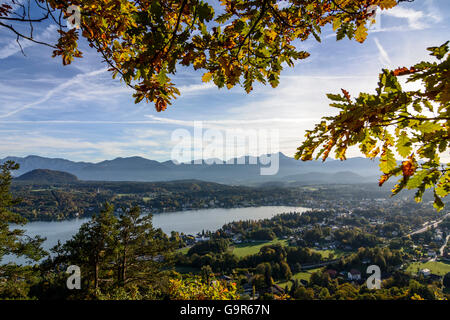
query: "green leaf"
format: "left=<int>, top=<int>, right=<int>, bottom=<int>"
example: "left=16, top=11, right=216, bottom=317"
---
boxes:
left=395, top=132, right=412, bottom=158
left=417, top=122, right=441, bottom=133
left=435, top=171, right=450, bottom=197
left=406, top=170, right=429, bottom=189
left=379, top=148, right=396, bottom=173
left=157, top=69, right=168, bottom=84
left=433, top=192, right=444, bottom=211
left=427, top=41, right=449, bottom=60
left=326, top=93, right=347, bottom=102
left=198, top=3, right=214, bottom=22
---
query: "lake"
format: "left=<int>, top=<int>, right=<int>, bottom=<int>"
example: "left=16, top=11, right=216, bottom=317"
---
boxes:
left=5, top=206, right=309, bottom=264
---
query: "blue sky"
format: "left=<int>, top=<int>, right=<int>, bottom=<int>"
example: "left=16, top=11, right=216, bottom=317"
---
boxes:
left=0, top=0, right=449, bottom=162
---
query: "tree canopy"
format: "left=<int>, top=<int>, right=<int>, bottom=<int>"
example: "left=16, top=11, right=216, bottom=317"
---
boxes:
left=1, top=0, right=401, bottom=110
left=49, top=203, right=175, bottom=298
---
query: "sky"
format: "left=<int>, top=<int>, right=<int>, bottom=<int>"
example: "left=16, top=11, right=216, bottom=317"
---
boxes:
left=0, top=0, right=449, bottom=163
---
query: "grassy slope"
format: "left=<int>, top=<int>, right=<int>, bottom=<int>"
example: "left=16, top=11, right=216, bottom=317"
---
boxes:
left=277, top=268, right=324, bottom=289
left=406, top=260, right=450, bottom=276
left=230, top=239, right=289, bottom=258
left=310, top=248, right=347, bottom=259
left=178, top=239, right=348, bottom=259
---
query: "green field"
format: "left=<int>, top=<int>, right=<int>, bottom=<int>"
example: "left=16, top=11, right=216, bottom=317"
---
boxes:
left=277, top=267, right=323, bottom=289
left=406, top=260, right=450, bottom=276
left=180, top=240, right=347, bottom=260
left=177, top=238, right=288, bottom=258
left=178, top=248, right=189, bottom=255
left=230, top=239, right=289, bottom=258
left=115, top=193, right=132, bottom=198
left=311, top=248, right=347, bottom=259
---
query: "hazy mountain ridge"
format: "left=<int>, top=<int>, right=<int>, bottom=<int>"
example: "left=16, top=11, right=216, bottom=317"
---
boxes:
left=2, top=153, right=382, bottom=185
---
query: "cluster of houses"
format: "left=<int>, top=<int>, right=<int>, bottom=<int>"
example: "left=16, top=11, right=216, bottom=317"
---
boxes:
left=323, top=267, right=394, bottom=284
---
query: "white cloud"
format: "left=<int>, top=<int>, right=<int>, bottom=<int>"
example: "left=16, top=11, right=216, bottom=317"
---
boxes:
left=178, top=82, right=215, bottom=94
left=382, top=7, right=426, bottom=30
left=0, top=133, right=162, bottom=161
left=379, top=1, right=443, bottom=31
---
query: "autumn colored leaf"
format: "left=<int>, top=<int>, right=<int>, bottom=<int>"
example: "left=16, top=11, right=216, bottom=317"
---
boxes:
left=354, top=24, right=368, bottom=43
left=401, top=160, right=416, bottom=178
left=202, top=72, right=213, bottom=83
left=297, top=42, right=449, bottom=211
left=379, top=174, right=389, bottom=187
left=378, top=0, right=398, bottom=10
left=341, top=89, right=351, bottom=102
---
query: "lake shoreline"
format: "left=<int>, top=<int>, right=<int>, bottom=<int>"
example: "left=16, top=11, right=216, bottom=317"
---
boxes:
left=15, top=203, right=308, bottom=223
left=6, top=206, right=310, bottom=265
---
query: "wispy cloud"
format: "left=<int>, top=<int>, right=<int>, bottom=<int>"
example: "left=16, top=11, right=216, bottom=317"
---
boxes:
left=145, top=115, right=320, bottom=127
left=0, top=68, right=108, bottom=118
left=178, top=82, right=215, bottom=94
left=374, top=37, right=392, bottom=66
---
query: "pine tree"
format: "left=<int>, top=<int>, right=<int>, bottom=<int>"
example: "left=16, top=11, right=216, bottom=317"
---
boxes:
left=52, top=203, right=118, bottom=297
left=0, top=161, right=45, bottom=298
left=115, top=206, right=175, bottom=292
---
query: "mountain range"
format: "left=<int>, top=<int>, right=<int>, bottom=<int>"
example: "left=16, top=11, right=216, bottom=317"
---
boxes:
left=3, top=153, right=383, bottom=185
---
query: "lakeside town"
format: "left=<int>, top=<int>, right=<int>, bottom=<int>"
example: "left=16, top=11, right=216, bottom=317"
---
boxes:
left=170, top=200, right=450, bottom=299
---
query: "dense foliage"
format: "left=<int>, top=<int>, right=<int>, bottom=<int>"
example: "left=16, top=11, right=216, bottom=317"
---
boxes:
left=44, top=204, right=176, bottom=299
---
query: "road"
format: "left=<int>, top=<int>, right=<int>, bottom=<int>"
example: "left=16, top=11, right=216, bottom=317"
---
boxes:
left=406, top=212, right=449, bottom=262
left=407, top=212, right=450, bottom=237
left=439, top=235, right=450, bottom=257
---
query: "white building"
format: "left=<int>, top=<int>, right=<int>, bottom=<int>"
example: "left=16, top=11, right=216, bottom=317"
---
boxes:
left=419, top=269, right=431, bottom=277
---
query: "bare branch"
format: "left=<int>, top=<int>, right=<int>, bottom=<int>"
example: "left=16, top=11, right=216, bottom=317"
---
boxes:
left=0, top=21, right=56, bottom=48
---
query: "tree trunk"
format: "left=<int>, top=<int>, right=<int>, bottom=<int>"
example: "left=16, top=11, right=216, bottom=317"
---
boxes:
left=94, top=262, right=99, bottom=291
left=122, top=254, right=127, bottom=286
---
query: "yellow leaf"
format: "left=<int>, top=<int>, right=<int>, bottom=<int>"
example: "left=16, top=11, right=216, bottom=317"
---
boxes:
left=354, top=24, right=368, bottom=43
left=378, top=0, right=397, bottom=10
left=332, top=18, right=341, bottom=32
left=202, top=72, right=213, bottom=83
left=267, top=29, right=277, bottom=40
